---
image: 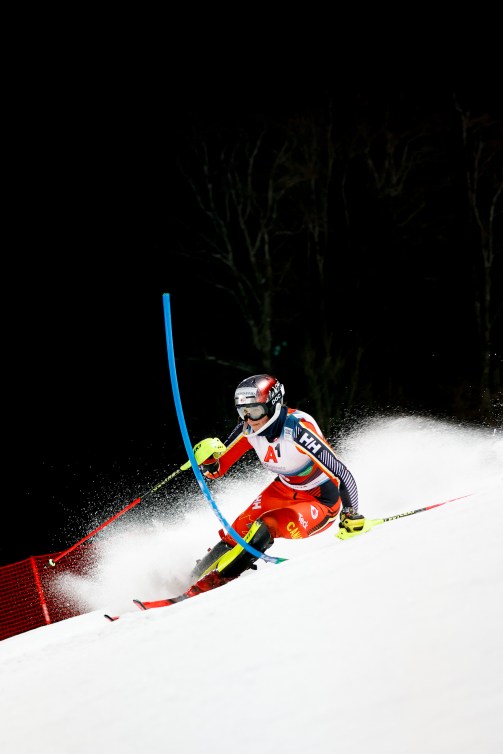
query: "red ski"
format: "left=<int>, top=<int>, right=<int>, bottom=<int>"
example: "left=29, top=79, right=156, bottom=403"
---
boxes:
left=104, top=570, right=233, bottom=622
left=103, top=598, right=181, bottom=622
left=133, top=597, right=186, bottom=610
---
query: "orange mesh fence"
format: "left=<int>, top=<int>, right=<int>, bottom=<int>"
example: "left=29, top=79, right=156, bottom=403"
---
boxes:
left=0, top=544, right=94, bottom=642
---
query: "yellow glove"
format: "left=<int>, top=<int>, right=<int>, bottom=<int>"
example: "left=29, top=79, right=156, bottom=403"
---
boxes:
left=200, top=455, right=220, bottom=475
left=180, top=438, right=226, bottom=471
left=339, top=508, right=365, bottom=533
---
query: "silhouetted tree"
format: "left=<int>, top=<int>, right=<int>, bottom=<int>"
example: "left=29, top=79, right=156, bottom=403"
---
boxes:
left=177, top=122, right=306, bottom=376
left=455, top=99, right=503, bottom=412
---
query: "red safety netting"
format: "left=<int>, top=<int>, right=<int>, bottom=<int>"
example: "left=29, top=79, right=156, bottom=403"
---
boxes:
left=0, top=544, right=94, bottom=642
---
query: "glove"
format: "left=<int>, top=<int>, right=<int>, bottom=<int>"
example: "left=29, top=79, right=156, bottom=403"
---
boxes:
left=199, top=455, right=220, bottom=475
left=339, top=508, right=365, bottom=533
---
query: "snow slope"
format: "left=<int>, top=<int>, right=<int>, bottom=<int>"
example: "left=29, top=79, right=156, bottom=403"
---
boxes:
left=1, top=415, right=502, bottom=754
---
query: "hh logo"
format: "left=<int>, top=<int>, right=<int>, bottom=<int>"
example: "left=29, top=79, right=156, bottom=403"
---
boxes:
left=251, top=494, right=263, bottom=510
left=298, top=431, right=322, bottom=454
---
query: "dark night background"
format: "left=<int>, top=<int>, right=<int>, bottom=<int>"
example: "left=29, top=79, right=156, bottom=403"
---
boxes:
left=4, top=60, right=502, bottom=567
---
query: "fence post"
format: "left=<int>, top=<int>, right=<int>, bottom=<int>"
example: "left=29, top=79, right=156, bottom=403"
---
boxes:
left=30, top=556, right=51, bottom=625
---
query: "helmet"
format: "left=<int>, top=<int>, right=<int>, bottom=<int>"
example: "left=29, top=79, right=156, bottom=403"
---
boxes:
left=234, top=374, right=285, bottom=421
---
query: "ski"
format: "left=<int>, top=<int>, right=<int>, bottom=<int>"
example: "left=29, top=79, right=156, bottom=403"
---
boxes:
left=133, top=597, right=185, bottom=610
left=104, top=594, right=187, bottom=622
left=105, top=565, right=236, bottom=622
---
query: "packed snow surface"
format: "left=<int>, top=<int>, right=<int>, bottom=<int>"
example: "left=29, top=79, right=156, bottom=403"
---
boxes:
left=1, top=415, right=502, bottom=754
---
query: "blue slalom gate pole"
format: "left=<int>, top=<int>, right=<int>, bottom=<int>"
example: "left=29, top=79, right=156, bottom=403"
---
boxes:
left=162, top=293, right=286, bottom=565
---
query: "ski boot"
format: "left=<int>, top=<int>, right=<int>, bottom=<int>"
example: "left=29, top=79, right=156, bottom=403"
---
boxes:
left=191, top=519, right=274, bottom=582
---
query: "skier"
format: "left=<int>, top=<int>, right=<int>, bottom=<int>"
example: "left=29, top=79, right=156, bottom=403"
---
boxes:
left=133, top=374, right=365, bottom=611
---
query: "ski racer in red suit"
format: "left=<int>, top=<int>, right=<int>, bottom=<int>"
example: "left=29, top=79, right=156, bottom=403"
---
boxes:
left=133, top=374, right=367, bottom=610
left=186, top=374, right=366, bottom=593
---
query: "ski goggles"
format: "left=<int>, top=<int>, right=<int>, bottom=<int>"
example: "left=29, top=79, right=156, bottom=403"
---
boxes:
left=236, top=403, right=268, bottom=421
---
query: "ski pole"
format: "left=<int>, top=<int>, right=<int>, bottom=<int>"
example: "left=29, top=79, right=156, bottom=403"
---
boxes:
left=375, top=493, right=473, bottom=524
left=336, top=493, right=473, bottom=540
left=48, top=468, right=183, bottom=566
left=48, top=437, right=226, bottom=566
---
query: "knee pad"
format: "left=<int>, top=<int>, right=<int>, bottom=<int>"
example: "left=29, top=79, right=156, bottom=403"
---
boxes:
left=216, top=520, right=273, bottom=579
